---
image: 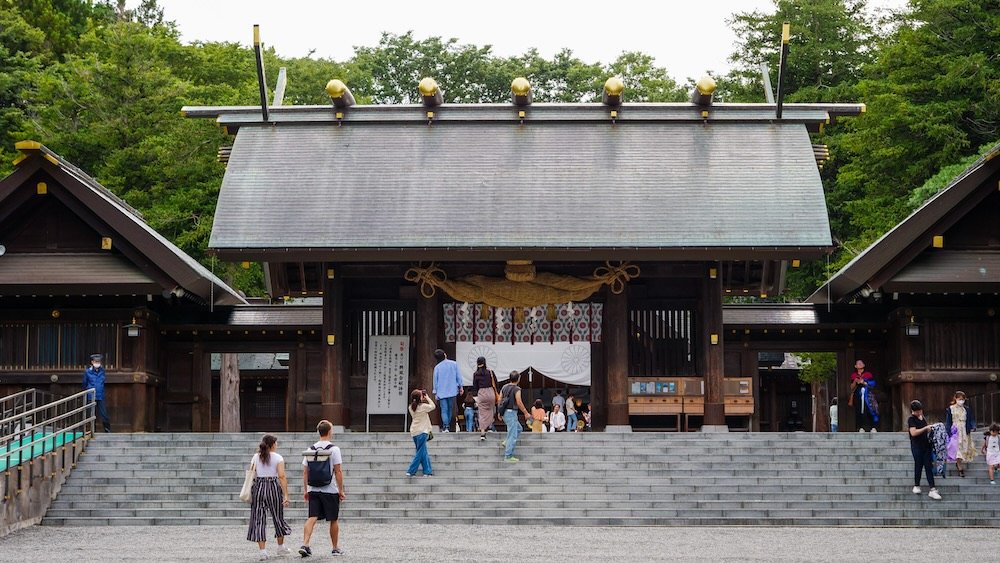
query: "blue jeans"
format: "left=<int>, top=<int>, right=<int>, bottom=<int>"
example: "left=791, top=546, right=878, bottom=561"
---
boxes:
left=464, top=407, right=475, bottom=432
left=407, top=433, right=433, bottom=476
left=503, top=409, right=522, bottom=459
left=567, top=413, right=578, bottom=432
left=439, top=396, right=455, bottom=431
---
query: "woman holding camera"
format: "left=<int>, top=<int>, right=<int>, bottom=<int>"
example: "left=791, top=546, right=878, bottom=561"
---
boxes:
left=406, top=388, right=436, bottom=477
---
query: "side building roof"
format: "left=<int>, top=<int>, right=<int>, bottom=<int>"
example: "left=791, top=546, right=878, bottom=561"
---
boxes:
left=809, top=144, right=1000, bottom=303
left=0, top=142, right=246, bottom=305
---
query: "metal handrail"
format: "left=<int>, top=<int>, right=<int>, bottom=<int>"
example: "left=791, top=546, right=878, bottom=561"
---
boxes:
left=0, top=389, right=95, bottom=469
left=0, top=389, right=52, bottom=440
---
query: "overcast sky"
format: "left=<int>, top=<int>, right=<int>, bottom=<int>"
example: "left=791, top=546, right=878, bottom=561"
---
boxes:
left=151, top=0, right=907, bottom=82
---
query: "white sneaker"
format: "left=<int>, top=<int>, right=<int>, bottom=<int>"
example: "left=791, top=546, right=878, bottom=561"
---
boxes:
left=912, top=486, right=921, bottom=494
left=871, top=428, right=878, bottom=433
left=258, top=551, right=269, bottom=561
left=858, top=428, right=866, bottom=433
left=275, top=546, right=292, bottom=556
left=928, top=489, right=942, bottom=500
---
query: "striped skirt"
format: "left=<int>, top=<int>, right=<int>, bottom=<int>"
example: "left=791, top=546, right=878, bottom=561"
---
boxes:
left=247, top=476, right=292, bottom=542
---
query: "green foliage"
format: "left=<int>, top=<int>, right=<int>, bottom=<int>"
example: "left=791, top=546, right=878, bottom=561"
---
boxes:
left=798, top=352, right=837, bottom=384
left=826, top=0, right=1000, bottom=272
left=0, top=9, right=45, bottom=176
left=724, top=0, right=874, bottom=103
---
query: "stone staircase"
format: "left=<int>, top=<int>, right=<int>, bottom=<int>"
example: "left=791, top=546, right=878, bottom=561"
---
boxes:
left=42, top=432, right=1000, bottom=527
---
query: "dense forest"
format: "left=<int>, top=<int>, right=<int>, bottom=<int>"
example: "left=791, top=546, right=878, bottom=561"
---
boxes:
left=1, top=0, right=997, bottom=298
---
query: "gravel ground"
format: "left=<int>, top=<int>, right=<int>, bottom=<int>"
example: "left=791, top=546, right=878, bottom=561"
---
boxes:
left=3, top=524, right=1000, bottom=562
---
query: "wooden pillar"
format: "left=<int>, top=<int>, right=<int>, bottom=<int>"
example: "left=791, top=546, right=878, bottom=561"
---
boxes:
left=415, top=292, right=440, bottom=423
left=286, top=345, right=301, bottom=431
left=605, top=287, right=630, bottom=429
left=322, top=265, right=346, bottom=427
left=130, top=375, right=147, bottom=432
left=220, top=352, right=240, bottom=432
left=192, top=341, right=211, bottom=432
left=702, top=262, right=726, bottom=428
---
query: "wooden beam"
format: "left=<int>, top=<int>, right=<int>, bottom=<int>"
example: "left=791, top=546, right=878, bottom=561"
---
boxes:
left=272, top=67, right=287, bottom=107
left=220, top=352, right=241, bottom=432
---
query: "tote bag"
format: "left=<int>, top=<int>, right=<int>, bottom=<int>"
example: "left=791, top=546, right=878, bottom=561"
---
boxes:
left=239, top=461, right=256, bottom=503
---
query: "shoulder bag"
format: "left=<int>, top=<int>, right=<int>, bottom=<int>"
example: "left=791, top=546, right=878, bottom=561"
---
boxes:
left=239, top=460, right=256, bottom=503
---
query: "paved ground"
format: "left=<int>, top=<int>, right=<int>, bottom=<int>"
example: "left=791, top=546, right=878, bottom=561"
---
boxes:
left=3, top=524, right=1000, bottom=562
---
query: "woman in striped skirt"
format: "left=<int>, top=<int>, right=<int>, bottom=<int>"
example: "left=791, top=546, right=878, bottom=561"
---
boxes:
left=247, top=434, right=292, bottom=560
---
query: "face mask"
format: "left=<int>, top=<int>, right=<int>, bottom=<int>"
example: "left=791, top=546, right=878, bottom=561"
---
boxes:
left=957, top=399, right=965, bottom=406
left=93, top=363, right=101, bottom=368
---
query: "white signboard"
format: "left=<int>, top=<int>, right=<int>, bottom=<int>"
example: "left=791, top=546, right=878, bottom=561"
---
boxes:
left=366, top=335, right=409, bottom=415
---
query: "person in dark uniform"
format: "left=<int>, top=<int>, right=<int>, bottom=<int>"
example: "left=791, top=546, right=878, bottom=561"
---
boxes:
left=83, top=353, right=111, bottom=432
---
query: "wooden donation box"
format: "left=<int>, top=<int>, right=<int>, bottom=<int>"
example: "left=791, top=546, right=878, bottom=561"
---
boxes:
left=628, top=377, right=754, bottom=430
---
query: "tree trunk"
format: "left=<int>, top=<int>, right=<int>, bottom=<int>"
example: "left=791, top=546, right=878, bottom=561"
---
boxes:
left=220, top=353, right=240, bottom=432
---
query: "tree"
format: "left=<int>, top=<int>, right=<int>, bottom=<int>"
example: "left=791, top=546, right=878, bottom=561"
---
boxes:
left=605, top=52, right=687, bottom=102
left=797, top=352, right=837, bottom=431
left=826, top=0, right=1000, bottom=271
left=0, top=0, right=115, bottom=59
left=0, top=9, right=45, bottom=176
left=724, top=0, right=874, bottom=103
left=722, top=0, right=877, bottom=298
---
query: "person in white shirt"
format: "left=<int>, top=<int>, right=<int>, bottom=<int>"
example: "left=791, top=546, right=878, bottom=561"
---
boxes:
left=830, top=398, right=839, bottom=433
left=247, top=434, right=291, bottom=559
left=406, top=389, right=436, bottom=476
left=299, top=420, right=345, bottom=558
left=548, top=403, right=567, bottom=432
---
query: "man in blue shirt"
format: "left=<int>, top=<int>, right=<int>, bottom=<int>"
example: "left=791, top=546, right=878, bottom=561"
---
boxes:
left=432, top=349, right=463, bottom=432
left=83, top=353, right=111, bottom=432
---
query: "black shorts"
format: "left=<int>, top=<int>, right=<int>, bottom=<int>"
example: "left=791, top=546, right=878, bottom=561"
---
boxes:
left=307, top=491, right=340, bottom=521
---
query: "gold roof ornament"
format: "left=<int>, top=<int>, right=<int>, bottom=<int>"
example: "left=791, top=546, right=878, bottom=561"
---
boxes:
left=602, top=77, right=624, bottom=107
left=691, top=75, right=717, bottom=106
left=419, top=77, right=444, bottom=107
left=511, top=77, right=532, bottom=107
left=325, top=79, right=355, bottom=109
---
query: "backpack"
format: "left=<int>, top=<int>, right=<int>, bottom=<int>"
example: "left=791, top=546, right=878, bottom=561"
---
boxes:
left=305, top=443, right=334, bottom=487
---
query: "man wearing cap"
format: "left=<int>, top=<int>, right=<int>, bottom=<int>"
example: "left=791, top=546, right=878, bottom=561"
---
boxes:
left=83, top=354, right=111, bottom=432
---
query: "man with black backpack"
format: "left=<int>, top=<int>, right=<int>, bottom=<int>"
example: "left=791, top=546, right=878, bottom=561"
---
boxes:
left=299, top=420, right=345, bottom=557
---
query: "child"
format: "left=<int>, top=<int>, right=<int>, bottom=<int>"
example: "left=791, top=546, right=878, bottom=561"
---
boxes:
left=982, top=423, right=1000, bottom=485
left=530, top=399, right=546, bottom=433
left=582, top=404, right=592, bottom=431
left=463, top=390, right=476, bottom=433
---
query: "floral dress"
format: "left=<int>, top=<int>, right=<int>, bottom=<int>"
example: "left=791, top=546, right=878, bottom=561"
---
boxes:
left=948, top=404, right=977, bottom=462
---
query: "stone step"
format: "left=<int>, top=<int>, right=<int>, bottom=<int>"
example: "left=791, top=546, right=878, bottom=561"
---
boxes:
left=42, top=515, right=997, bottom=527
left=45, top=432, right=986, bottom=528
